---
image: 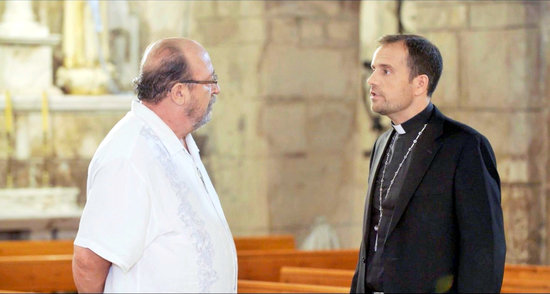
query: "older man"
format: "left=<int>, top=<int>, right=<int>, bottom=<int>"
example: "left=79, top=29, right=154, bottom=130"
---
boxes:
left=72, top=38, right=237, bottom=293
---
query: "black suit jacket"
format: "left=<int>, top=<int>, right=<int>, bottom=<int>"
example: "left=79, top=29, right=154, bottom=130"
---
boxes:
left=351, top=106, right=506, bottom=293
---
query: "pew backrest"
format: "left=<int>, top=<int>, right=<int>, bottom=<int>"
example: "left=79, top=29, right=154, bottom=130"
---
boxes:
left=0, top=254, right=75, bottom=292
left=280, top=266, right=354, bottom=287
left=0, top=235, right=296, bottom=257
left=502, top=264, right=550, bottom=292
left=238, top=249, right=359, bottom=281
left=238, top=279, right=348, bottom=293
left=276, top=264, right=550, bottom=292
left=234, top=235, right=295, bottom=251
left=0, top=240, right=74, bottom=256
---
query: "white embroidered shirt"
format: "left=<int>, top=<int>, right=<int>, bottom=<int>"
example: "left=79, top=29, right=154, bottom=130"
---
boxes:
left=75, top=100, right=237, bottom=293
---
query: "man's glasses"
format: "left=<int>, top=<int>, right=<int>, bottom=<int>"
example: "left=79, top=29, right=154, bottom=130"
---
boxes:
left=180, top=74, right=218, bottom=86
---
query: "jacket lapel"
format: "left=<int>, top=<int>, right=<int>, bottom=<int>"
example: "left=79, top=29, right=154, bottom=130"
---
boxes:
left=384, top=107, right=445, bottom=241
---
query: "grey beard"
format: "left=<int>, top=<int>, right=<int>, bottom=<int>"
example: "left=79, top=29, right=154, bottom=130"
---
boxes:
left=193, top=95, right=216, bottom=130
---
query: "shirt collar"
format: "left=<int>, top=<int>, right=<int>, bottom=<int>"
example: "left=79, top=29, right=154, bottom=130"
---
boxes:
left=131, top=99, right=193, bottom=156
left=392, top=102, right=434, bottom=134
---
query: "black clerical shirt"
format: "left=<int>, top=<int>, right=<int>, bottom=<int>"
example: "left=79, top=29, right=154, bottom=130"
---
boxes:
left=365, top=103, right=434, bottom=291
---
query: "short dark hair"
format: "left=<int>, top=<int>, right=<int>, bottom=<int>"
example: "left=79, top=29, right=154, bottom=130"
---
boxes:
left=133, top=45, right=192, bottom=104
left=379, top=34, right=443, bottom=97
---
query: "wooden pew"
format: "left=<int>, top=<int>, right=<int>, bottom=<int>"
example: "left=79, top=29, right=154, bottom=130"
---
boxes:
left=280, top=266, right=354, bottom=287
left=0, top=235, right=295, bottom=256
left=0, top=252, right=356, bottom=293
left=238, top=279, right=348, bottom=293
left=279, top=264, right=550, bottom=293
left=501, top=264, right=550, bottom=293
left=234, top=235, right=295, bottom=251
left=238, top=249, right=359, bottom=281
left=0, top=235, right=297, bottom=292
left=0, top=240, right=74, bottom=256
left=0, top=254, right=74, bottom=293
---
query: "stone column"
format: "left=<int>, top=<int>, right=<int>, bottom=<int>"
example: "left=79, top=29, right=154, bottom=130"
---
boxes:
left=542, top=2, right=550, bottom=265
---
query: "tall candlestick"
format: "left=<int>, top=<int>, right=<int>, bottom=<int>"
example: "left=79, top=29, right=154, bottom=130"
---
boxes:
left=41, top=91, right=50, bottom=187
left=4, top=91, right=14, bottom=188
left=4, top=90, right=13, bottom=136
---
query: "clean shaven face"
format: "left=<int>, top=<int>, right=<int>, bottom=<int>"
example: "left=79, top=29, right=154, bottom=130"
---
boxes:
left=367, top=41, right=416, bottom=122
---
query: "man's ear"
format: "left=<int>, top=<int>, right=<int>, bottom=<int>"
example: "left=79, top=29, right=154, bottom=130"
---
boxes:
left=413, top=74, right=429, bottom=96
left=170, top=83, right=189, bottom=106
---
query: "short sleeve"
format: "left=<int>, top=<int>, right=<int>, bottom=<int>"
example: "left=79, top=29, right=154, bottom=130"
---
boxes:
left=74, top=158, right=150, bottom=272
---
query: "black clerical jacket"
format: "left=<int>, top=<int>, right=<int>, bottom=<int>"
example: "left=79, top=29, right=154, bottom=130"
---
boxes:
left=351, top=106, right=506, bottom=293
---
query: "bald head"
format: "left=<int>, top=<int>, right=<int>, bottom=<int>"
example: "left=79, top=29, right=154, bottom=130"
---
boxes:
left=134, top=38, right=208, bottom=104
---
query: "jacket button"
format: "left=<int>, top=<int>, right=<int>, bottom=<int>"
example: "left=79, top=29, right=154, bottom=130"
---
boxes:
left=362, top=257, right=366, bottom=263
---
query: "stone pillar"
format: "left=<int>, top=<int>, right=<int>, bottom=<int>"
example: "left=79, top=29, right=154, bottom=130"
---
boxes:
left=542, top=2, right=550, bottom=265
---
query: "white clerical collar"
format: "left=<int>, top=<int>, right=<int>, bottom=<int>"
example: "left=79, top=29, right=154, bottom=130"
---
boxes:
left=392, top=123, right=406, bottom=134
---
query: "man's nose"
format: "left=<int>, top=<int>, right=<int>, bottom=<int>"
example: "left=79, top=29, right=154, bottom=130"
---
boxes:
left=366, top=72, right=375, bottom=86
left=212, top=83, right=220, bottom=95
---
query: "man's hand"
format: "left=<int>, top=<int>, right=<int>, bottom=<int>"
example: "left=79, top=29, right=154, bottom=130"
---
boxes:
left=73, top=245, right=111, bottom=293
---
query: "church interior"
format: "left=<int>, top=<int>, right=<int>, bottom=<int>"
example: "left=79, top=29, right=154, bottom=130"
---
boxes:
left=0, top=0, right=549, bottom=292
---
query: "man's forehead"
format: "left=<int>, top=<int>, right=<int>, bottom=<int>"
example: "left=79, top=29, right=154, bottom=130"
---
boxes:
left=372, top=42, right=408, bottom=66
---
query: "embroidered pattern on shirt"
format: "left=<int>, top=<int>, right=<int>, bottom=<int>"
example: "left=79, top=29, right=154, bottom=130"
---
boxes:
left=141, top=127, right=218, bottom=291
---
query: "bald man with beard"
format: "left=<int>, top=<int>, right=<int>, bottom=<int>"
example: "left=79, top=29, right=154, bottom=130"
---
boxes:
left=73, top=38, right=237, bottom=293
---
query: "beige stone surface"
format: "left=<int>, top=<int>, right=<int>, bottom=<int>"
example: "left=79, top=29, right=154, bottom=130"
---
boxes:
left=546, top=109, right=550, bottom=263
left=300, top=19, right=325, bottom=47
left=444, top=110, right=544, bottom=158
left=133, top=1, right=190, bottom=45
left=191, top=18, right=266, bottom=47
left=423, top=32, right=460, bottom=108
left=327, top=20, right=354, bottom=43
left=52, top=113, right=123, bottom=159
left=265, top=1, right=339, bottom=18
left=206, top=155, right=271, bottom=235
left=270, top=18, right=299, bottom=45
left=205, top=44, right=263, bottom=100
left=238, top=1, right=265, bottom=17
left=501, top=184, right=543, bottom=264
left=306, top=102, right=354, bottom=153
left=327, top=183, right=367, bottom=227
left=401, top=1, right=468, bottom=31
left=260, top=46, right=357, bottom=99
left=268, top=154, right=345, bottom=228
left=470, top=2, right=540, bottom=29
left=260, top=102, right=307, bottom=154
left=215, top=1, right=241, bottom=17
left=499, top=157, right=530, bottom=184
left=360, top=1, right=399, bottom=62
left=200, top=100, right=269, bottom=158
left=334, top=223, right=363, bottom=249
left=460, top=29, right=540, bottom=109
left=189, top=1, right=217, bottom=19
left=217, top=1, right=265, bottom=17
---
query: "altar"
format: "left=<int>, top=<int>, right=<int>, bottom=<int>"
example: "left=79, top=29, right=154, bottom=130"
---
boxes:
left=0, top=1, right=138, bottom=240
